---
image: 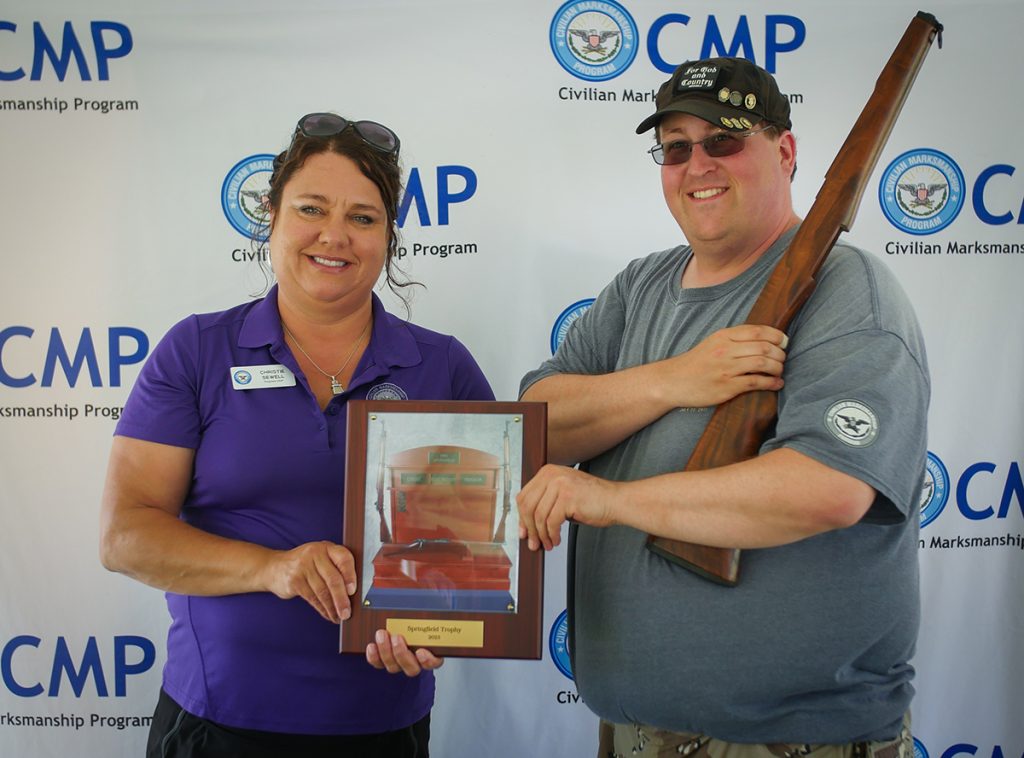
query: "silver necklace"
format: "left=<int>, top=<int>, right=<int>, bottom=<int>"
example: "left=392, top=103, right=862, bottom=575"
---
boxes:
left=282, top=319, right=371, bottom=395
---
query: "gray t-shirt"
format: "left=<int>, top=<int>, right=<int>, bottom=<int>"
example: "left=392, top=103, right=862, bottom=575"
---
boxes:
left=520, top=228, right=929, bottom=742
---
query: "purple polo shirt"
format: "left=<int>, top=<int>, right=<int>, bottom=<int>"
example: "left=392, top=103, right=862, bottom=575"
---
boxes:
left=115, top=286, right=494, bottom=734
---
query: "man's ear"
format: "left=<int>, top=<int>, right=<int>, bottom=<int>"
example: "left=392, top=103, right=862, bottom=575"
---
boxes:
left=779, top=130, right=797, bottom=181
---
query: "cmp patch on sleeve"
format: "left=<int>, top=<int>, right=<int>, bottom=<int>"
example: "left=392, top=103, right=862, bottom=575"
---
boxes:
left=824, top=400, right=879, bottom=447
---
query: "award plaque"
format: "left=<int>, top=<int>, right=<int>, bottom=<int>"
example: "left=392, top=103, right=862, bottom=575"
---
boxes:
left=340, top=400, right=546, bottom=659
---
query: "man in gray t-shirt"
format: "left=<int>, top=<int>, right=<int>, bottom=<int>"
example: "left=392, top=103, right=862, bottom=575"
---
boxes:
left=517, top=57, right=928, bottom=754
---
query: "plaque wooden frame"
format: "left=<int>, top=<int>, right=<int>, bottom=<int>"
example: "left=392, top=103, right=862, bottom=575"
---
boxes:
left=341, top=399, right=546, bottom=659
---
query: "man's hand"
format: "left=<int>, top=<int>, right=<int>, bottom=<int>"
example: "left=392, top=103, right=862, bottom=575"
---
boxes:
left=658, top=324, right=788, bottom=409
left=516, top=464, right=622, bottom=551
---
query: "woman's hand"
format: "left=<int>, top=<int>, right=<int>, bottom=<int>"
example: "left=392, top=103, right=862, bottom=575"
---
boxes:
left=366, top=630, right=444, bottom=677
left=262, top=541, right=357, bottom=623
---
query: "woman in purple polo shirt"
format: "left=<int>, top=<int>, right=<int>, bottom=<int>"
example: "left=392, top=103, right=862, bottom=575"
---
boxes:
left=99, top=113, right=494, bottom=757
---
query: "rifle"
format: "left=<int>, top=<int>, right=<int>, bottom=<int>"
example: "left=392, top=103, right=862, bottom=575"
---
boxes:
left=378, top=538, right=471, bottom=559
left=493, top=422, right=512, bottom=543
left=646, top=11, right=944, bottom=585
left=375, top=425, right=391, bottom=544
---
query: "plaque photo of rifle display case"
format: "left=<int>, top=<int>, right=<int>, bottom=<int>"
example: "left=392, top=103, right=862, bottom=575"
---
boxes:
left=341, top=400, right=546, bottom=659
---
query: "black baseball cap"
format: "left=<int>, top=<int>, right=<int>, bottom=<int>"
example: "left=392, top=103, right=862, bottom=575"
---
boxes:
left=636, top=57, right=792, bottom=134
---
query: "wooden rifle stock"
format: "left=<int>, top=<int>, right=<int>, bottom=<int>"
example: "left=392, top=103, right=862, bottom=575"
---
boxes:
left=646, top=12, right=944, bottom=585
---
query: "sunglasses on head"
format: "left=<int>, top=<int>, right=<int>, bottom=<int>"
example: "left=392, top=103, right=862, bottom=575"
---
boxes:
left=290, top=112, right=401, bottom=157
left=648, top=124, right=773, bottom=166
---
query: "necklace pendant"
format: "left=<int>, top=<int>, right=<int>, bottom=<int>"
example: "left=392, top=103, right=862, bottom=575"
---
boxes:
left=330, top=378, right=344, bottom=395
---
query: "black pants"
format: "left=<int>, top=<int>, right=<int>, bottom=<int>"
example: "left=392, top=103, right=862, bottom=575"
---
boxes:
left=147, top=689, right=430, bottom=758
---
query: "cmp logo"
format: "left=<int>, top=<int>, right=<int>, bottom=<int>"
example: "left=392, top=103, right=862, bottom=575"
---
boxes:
left=920, top=451, right=950, bottom=529
left=0, top=20, right=133, bottom=82
left=2, top=635, right=156, bottom=698
left=548, top=609, right=574, bottom=680
left=221, top=154, right=274, bottom=240
left=550, top=298, right=594, bottom=355
left=879, top=148, right=966, bottom=235
left=550, top=0, right=638, bottom=82
left=824, top=399, right=878, bottom=447
left=0, top=325, right=148, bottom=388
left=913, top=740, right=1024, bottom=758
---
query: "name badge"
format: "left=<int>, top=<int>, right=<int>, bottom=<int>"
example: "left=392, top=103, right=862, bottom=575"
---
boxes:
left=230, top=364, right=296, bottom=390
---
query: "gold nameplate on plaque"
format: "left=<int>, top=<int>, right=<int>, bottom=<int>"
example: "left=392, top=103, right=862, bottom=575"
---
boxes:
left=386, top=618, right=485, bottom=648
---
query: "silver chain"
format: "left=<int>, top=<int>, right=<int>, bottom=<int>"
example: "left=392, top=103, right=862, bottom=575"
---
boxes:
left=282, top=318, right=371, bottom=395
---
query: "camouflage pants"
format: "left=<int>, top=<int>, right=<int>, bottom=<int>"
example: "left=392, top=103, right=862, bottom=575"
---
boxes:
left=598, top=712, right=911, bottom=758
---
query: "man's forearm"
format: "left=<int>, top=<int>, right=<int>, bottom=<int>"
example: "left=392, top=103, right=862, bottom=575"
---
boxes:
left=522, top=325, right=788, bottom=464
left=521, top=368, right=676, bottom=464
left=517, top=448, right=878, bottom=552
left=615, top=448, right=876, bottom=548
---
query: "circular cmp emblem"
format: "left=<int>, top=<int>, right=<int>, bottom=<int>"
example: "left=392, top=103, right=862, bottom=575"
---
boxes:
left=233, top=369, right=253, bottom=385
left=913, top=739, right=929, bottom=758
left=824, top=400, right=879, bottom=447
left=879, top=148, right=965, bottom=235
left=550, top=0, right=638, bottom=82
left=919, top=451, right=950, bottom=528
left=367, top=382, right=408, bottom=400
left=221, top=154, right=275, bottom=239
left=548, top=609, right=574, bottom=680
left=550, top=298, right=595, bottom=355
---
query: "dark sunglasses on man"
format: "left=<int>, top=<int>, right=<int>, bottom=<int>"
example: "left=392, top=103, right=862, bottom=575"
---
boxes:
left=648, top=124, right=773, bottom=166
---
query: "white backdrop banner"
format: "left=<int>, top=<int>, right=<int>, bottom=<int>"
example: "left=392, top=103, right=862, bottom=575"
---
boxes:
left=1, top=1, right=1021, bottom=757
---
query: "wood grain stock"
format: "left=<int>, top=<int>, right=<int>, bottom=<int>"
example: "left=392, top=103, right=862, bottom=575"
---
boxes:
left=646, top=12, right=944, bottom=585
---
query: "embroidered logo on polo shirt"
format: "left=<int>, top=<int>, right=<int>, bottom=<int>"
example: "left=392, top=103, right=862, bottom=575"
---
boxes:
left=367, top=382, right=408, bottom=400
left=824, top=400, right=879, bottom=447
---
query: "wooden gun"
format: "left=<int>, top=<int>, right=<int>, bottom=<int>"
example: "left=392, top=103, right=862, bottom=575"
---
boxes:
left=646, top=11, right=944, bottom=585
left=375, top=425, right=391, bottom=544
left=492, top=422, right=513, bottom=543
